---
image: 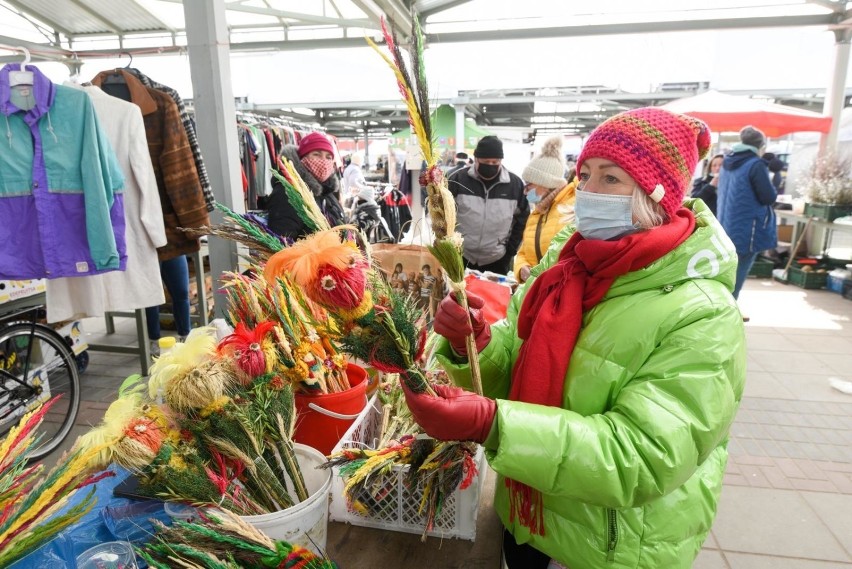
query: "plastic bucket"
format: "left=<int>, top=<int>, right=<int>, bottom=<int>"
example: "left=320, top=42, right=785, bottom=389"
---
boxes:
left=242, top=443, right=332, bottom=556
left=294, top=363, right=368, bottom=454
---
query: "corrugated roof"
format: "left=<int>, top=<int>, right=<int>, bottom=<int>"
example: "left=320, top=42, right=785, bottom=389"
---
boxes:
left=13, top=0, right=171, bottom=36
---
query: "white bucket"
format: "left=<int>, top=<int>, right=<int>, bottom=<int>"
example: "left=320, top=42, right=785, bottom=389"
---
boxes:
left=241, top=443, right=332, bottom=556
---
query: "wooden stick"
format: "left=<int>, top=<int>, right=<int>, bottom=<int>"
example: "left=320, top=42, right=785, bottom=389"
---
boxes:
left=455, top=289, right=484, bottom=397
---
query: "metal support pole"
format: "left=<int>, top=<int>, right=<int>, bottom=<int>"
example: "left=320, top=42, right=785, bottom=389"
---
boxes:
left=819, top=29, right=852, bottom=156
left=182, top=0, right=243, bottom=319
left=454, top=104, right=465, bottom=153
left=364, top=128, right=370, bottom=167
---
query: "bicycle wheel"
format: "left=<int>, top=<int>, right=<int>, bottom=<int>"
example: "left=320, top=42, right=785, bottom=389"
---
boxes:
left=0, top=322, right=81, bottom=460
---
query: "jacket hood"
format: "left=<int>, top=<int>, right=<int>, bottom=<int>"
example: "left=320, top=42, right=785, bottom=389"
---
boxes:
left=606, top=198, right=737, bottom=298
left=723, top=150, right=758, bottom=172
left=279, top=144, right=339, bottom=197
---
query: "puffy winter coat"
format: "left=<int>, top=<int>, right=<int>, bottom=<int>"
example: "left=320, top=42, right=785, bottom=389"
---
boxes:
left=513, top=180, right=577, bottom=281
left=435, top=199, right=746, bottom=569
left=716, top=150, right=777, bottom=254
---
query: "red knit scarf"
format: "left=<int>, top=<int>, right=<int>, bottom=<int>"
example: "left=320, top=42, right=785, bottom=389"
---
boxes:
left=506, top=208, right=696, bottom=535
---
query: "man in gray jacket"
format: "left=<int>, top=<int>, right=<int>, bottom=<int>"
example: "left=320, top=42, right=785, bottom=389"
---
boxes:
left=447, top=136, right=529, bottom=275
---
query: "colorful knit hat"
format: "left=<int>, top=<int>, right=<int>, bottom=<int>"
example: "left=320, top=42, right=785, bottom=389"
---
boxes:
left=298, top=132, right=335, bottom=158
left=522, top=136, right=567, bottom=189
left=577, top=107, right=711, bottom=219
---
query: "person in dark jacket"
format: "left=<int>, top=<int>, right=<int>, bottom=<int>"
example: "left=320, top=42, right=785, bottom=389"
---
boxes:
left=690, top=153, right=724, bottom=216
left=446, top=151, right=470, bottom=177
left=762, top=152, right=786, bottom=193
left=447, top=136, right=529, bottom=275
left=266, top=132, right=345, bottom=239
left=717, top=126, right=778, bottom=299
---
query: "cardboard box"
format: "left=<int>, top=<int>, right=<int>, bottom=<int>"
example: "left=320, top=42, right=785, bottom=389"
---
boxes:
left=777, top=224, right=794, bottom=244
left=0, top=279, right=46, bottom=305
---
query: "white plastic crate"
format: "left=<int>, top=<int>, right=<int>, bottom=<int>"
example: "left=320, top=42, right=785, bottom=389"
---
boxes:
left=328, top=394, right=487, bottom=541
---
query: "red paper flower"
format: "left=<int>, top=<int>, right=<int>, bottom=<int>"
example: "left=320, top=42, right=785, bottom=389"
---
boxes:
left=218, top=321, right=276, bottom=380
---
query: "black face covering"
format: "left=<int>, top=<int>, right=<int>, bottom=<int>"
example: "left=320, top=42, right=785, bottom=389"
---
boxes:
left=477, top=163, right=500, bottom=179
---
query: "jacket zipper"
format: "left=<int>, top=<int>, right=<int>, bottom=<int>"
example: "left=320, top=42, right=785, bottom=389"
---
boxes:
left=534, top=213, right=546, bottom=263
left=606, top=508, right=619, bottom=562
left=749, top=219, right=757, bottom=251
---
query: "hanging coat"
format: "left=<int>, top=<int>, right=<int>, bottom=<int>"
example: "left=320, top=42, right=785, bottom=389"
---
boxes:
left=0, top=64, right=125, bottom=280
left=46, top=84, right=167, bottom=322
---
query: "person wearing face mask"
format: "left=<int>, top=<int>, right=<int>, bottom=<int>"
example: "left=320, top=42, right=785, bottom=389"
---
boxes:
left=514, top=137, right=578, bottom=283
left=690, top=153, right=724, bottom=216
left=716, top=125, right=777, bottom=300
left=266, top=132, right=345, bottom=239
left=447, top=135, right=529, bottom=275
left=403, top=108, right=745, bottom=569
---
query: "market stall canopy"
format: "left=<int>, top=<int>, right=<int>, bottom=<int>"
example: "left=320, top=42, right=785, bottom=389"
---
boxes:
left=661, top=90, right=832, bottom=137
left=389, top=105, right=494, bottom=151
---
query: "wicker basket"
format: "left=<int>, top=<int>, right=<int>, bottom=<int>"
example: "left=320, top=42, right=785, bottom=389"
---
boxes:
left=328, top=394, right=487, bottom=541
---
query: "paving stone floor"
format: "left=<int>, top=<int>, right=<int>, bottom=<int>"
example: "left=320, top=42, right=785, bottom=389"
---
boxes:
left=44, top=277, right=852, bottom=568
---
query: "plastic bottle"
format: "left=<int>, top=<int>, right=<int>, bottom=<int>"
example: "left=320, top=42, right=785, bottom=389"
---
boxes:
left=157, top=336, right=177, bottom=356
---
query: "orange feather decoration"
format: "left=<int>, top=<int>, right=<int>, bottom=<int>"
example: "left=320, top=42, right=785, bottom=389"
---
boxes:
left=263, top=230, right=357, bottom=289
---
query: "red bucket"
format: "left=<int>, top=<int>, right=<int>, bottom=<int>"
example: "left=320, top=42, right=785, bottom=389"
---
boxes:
left=293, top=363, right=368, bottom=455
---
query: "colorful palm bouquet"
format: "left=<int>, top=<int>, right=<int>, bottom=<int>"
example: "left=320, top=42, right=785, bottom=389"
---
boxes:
left=0, top=398, right=109, bottom=567
left=137, top=508, right=338, bottom=569
left=366, top=15, right=484, bottom=394
left=80, top=326, right=310, bottom=516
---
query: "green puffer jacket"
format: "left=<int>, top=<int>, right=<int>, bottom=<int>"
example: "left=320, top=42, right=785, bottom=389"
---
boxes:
left=435, top=199, right=746, bottom=568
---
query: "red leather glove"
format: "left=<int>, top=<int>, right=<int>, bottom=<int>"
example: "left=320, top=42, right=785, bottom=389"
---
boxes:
left=433, top=292, right=491, bottom=356
left=403, top=383, right=496, bottom=443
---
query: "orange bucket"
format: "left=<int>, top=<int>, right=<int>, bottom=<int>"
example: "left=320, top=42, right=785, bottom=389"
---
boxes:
left=293, top=363, right=368, bottom=455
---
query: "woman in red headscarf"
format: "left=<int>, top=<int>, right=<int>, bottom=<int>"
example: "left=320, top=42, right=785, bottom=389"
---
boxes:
left=266, top=132, right=345, bottom=239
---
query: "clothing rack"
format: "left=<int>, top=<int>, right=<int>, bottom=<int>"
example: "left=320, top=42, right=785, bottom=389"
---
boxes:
left=98, top=247, right=210, bottom=375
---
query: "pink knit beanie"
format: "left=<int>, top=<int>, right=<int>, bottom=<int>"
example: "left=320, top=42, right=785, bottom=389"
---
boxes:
left=577, top=107, right=711, bottom=219
left=298, top=132, right=335, bottom=158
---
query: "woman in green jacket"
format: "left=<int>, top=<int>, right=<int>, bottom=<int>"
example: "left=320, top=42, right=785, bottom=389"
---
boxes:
left=404, top=108, right=746, bottom=569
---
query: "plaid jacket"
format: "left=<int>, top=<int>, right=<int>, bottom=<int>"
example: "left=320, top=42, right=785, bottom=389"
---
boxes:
left=129, top=69, right=215, bottom=212
left=93, top=70, right=209, bottom=261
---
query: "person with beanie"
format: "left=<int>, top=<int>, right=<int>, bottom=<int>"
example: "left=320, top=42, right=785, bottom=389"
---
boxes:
left=447, top=135, right=529, bottom=275
left=514, top=136, right=578, bottom=283
left=265, top=131, right=345, bottom=239
left=716, top=125, right=777, bottom=299
left=404, top=108, right=745, bottom=569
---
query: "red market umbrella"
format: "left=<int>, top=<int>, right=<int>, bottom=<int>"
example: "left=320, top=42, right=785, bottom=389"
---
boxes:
left=661, top=90, right=832, bottom=137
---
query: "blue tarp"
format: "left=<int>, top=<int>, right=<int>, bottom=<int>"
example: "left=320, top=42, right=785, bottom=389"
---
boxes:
left=9, top=466, right=170, bottom=568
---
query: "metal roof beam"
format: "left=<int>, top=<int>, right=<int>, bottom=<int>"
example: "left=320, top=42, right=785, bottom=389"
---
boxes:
left=806, top=0, right=846, bottom=13
left=424, top=14, right=836, bottom=43
left=374, top=0, right=412, bottom=32
left=0, top=34, right=71, bottom=62
left=126, top=0, right=177, bottom=34
left=188, top=0, right=376, bottom=28
left=66, top=0, right=122, bottom=35
left=417, top=0, right=472, bottom=19
left=1, top=0, right=75, bottom=39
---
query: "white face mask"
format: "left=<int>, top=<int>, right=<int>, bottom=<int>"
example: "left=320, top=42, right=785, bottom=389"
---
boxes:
left=574, top=190, right=640, bottom=241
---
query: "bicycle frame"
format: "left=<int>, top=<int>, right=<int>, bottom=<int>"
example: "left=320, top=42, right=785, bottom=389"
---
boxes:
left=0, top=306, right=43, bottom=425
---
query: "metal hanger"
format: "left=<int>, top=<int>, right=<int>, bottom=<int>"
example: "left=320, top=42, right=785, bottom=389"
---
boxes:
left=8, top=47, right=34, bottom=87
left=102, top=52, right=132, bottom=85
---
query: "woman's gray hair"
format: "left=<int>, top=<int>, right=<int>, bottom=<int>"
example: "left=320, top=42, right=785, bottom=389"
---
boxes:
left=633, top=187, right=667, bottom=229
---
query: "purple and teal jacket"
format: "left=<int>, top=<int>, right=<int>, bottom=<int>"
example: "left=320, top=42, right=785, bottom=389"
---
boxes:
left=0, top=64, right=126, bottom=280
